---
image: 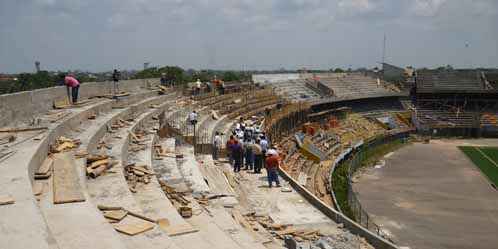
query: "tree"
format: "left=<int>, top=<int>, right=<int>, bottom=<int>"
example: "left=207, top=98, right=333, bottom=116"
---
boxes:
left=333, top=68, right=344, bottom=73
left=222, top=71, right=240, bottom=82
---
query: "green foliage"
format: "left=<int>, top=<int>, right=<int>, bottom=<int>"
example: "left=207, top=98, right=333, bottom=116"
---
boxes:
left=331, top=138, right=406, bottom=221
left=333, top=68, right=345, bottom=73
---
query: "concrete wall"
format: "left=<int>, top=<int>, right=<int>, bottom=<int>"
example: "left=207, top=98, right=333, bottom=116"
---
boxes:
left=0, top=78, right=160, bottom=127
left=278, top=169, right=399, bottom=249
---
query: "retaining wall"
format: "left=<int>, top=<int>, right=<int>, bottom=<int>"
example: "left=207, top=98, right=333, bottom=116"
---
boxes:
left=278, top=169, right=399, bottom=249
left=0, top=78, right=160, bottom=127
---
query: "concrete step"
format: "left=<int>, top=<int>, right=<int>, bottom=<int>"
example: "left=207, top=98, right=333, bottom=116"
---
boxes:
left=38, top=152, right=127, bottom=249
left=85, top=99, right=181, bottom=249
left=136, top=136, right=219, bottom=249
left=36, top=94, right=175, bottom=249
left=149, top=137, right=253, bottom=249
left=0, top=92, right=156, bottom=249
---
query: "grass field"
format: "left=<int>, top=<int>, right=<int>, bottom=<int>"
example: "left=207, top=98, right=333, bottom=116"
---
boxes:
left=459, top=146, right=498, bottom=186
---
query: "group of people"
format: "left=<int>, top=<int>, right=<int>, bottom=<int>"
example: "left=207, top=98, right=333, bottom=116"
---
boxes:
left=213, top=118, right=281, bottom=188
left=63, top=69, right=121, bottom=104
left=192, top=76, right=226, bottom=96
left=160, top=73, right=175, bottom=87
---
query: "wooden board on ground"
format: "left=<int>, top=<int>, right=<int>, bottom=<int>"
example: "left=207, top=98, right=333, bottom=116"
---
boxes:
left=232, top=209, right=273, bottom=244
left=0, top=126, right=48, bottom=133
left=160, top=223, right=199, bottom=236
left=104, top=210, right=128, bottom=221
left=52, top=152, right=86, bottom=204
left=113, top=221, right=155, bottom=236
left=0, top=195, right=15, bottom=205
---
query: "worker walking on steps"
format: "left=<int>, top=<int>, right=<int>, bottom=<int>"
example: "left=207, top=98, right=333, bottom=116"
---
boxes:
left=226, top=135, right=236, bottom=166
left=64, top=74, right=80, bottom=104
left=213, top=131, right=222, bottom=160
left=265, top=149, right=281, bottom=188
left=252, top=139, right=263, bottom=173
left=232, top=140, right=243, bottom=172
left=112, top=69, right=121, bottom=95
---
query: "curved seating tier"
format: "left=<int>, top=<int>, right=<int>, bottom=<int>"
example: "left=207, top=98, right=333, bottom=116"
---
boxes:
left=0, top=90, right=160, bottom=249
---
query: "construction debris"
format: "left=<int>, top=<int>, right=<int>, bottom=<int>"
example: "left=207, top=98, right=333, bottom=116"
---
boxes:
left=125, top=163, right=155, bottom=189
left=0, top=134, right=16, bottom=145
left=51, top=136, right=80, bottom=153
left=114, top=221, right=155, bottom=236
left=158, top=85, right=168, bottom=95
left=0, top=195, right=15, bottom=205
left=0, top=126, right=48, bottom=133
left=103, top=210, right=128, bottom=221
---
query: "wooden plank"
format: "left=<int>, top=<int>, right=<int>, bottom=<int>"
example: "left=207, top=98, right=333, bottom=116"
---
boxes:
left=113, top=221, right=155, bottom=236
left=52, top=153, right=86, bottom=204
left=0, top=195, right=15, bottom=205
left=232, top=209, right=273, bottom=243
left=36, top=157, right=53, bottom=175
left=103, top=210, right=128, bottom=221
left=160, top=223, right=199, bottom=236
left=0, top=126, right=48, bottom=133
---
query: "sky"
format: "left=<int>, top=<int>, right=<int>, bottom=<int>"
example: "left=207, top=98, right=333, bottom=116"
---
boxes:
left=0, top=0, right=497, bottom=73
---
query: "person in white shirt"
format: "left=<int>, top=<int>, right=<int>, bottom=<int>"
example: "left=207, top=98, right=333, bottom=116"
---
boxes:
left=188, top=111, right=198, bottom=126
left=213, top=131, right=222, bottom=160
left=195, top=79, right=201, bottom=95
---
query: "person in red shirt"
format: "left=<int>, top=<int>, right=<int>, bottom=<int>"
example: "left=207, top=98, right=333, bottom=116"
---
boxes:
left=64, top=74, right=80, bottom=104
left=226, top=135, right=236, bottom=166
left=265, top=151, right=281, bottom=187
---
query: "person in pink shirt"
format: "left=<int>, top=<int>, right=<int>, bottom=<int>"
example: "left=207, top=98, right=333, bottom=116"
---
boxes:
left=64, top=74, right=80, bottom=104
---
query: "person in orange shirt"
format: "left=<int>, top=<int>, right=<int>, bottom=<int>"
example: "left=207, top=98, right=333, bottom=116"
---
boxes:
left=265, top=150, right=281, bottom=187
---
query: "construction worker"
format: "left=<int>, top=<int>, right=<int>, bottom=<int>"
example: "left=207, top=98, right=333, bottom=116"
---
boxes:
left=195, top=79, right=201, bottom=95
left=188, top=110, right=198, bottom=126
left=160, top=73, right=167, bottom=86
left=252, top=139, right=263, bottom=173
left=231, top=140, right=243, bottom=172
left=226, top=135, right=236, bottom=166
left=265, top=150, right=281, bottom=187
left=112, top=69, right=120, bottom=95
left=243, top=138, right=254, bottom=170
left=64, top=74, right=80, bottom=104
left=213, top=131, right=222, bottom=160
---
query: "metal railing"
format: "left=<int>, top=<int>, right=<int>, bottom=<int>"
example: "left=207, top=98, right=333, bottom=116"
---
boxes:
left=343, top=131, right=410, bottom=237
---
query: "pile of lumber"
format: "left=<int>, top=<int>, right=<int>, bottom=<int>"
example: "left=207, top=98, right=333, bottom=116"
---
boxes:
left=85, top=154, right=117, bottom=178
left=129, top=130, right=147, bottom=144
left=44, top=110, right=71, bottom=123
left=248, top=215, right=322, bottom=242
left=98, top=205, right=157, bottom=236
left=50, top=136, right=81, bottom=153
left=97, top=139, right=112, bottom=150
left=158, top=85, right=168, bottom=95
left=153, top=144, right=181, bottom=159
left=125, top=163, right=155, bottom=192
left=157, top=179, right=192, bottom=218
left=111, top=119, right=132, bottom=130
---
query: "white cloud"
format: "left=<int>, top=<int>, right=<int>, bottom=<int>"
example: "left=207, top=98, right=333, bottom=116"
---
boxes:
left=338, top=0, right=374, bottom=13
left=410, top=0, right=447, bottom=17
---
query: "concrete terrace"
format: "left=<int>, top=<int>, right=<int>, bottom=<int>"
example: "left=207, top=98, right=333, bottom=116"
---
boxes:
left=0, top=80, right=387, bottom=249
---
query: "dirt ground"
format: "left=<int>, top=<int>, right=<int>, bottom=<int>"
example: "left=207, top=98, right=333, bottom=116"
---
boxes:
left=353, top=139, right=498, bottom=249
